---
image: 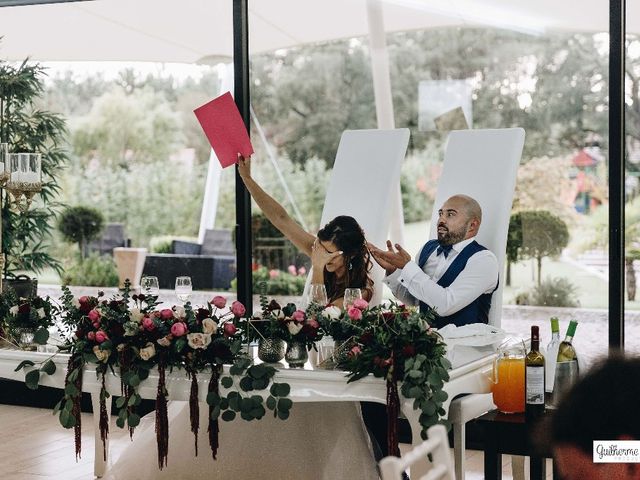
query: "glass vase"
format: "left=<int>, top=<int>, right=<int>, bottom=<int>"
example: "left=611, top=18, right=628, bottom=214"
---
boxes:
left=285, top=340, right=308, bottom=368
left=257, top=337, right=286, bottom=363
left=16, top=328, right=37, bottom=351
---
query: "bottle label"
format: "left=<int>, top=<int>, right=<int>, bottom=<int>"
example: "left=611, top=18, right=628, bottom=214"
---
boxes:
left=526, top=366, right=545, bottom=404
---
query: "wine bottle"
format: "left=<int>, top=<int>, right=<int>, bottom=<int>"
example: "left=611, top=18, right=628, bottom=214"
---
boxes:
left=557, top=320, right=578, bottom=362
left=525, top=325, right=545, bottom=419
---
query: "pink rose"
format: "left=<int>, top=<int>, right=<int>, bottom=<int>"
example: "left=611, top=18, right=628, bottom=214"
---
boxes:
left=353, top=298, right=369, bottom=310
left=160, top=309, right=174, bottom=320
left=231, top=301, right=246, bottom=317
left=291, top=310, right=306, bottom=322
left=298, top=266, right=306, bottom=276
left=87, top=331, right=96, bottom=341
left=223, top=322, right=238, bottom=338
left=211, top=296, right=227, bottom=309
left=170, top=322, right=187, bottom=337
left=347, top=307, right=362, bottom=321
left=269, top=269, right=279, bottom=279
left=79, top=296, right=90, bottom=305
left=92, top=321, right=100, bottom=329
left=95, top=330, right=108, bottom=343
left=307, top=318, right=320, bottom=330
left=88, top=309, right=101, bottom=322
left=142, top=316, right=156, bottom=331
left=287, top=265, right=297, bottom=275
left=348, top=346, right=362, bottom=357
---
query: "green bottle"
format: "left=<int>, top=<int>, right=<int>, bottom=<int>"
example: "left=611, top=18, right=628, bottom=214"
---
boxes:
left=557, top=320, right=578, bottom=362
left=525, top=325, right=545, bottom=419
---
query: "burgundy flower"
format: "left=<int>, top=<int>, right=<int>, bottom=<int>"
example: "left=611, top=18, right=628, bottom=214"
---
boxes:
left=402, top=345, right=417, bottom=357
left=18, top=303, right=30, bottom=315
left=211, top=296, right=227, bottom=309
left=211, top=342, right=231, bottom=359
left=195, top=308, right=210, bottom=322
left=359, top=331, right=374, bottom=345
left=231, top=301, right=246, bottom=317
left=223, top=322, right=238, bottom=337
left=110, top=323, right=125, bottom=337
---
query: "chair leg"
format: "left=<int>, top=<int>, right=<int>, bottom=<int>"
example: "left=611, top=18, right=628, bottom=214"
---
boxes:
left=454, top=421, right=465, bottom=480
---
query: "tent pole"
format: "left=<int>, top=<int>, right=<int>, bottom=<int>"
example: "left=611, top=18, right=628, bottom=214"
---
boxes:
left=366, top=0, right=406, bottom=247
left=233, top=0, right=253, bottom=313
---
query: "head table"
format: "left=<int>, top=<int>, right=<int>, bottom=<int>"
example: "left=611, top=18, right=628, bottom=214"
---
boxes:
left=0, top=347, right=493, bottom=478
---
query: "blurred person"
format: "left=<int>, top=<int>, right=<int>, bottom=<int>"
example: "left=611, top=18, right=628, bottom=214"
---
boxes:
left=550, top=355, right=640, bottom=480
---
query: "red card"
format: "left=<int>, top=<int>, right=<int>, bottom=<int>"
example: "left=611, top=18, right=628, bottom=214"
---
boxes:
left=194, top=91, right=254, bottom=167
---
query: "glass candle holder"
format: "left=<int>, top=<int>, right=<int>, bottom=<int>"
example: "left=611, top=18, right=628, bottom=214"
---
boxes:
left=0, top=143, right=8, bottom=185
left=6, top=153, right=43, bottom=212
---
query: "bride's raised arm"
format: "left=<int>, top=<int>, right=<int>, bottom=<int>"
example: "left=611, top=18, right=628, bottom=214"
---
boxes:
left=238, top=156, right=315, bottom=257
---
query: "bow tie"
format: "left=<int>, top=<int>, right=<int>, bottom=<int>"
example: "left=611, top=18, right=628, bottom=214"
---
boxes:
left=436, top=243, right=454, bottom=258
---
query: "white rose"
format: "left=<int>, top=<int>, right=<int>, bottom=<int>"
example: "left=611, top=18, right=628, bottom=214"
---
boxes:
left=287, top=321, right=303, bottom=335
left=93, top=345, right=110, bottom=363
left=129, top=307, right=144, bottom=323
left=72, top=297, right=81, bottom=309
left=9, top=306, right=18, bottom=315
left=157, top=336, right=171, bottom=347
left=37, top=308, right=46, bottom=319
left=273, top=309, right=285, bottom=320
left=173, top=306, right=186, bottom=319
left=322, top=305, right=342, bottom=320
left=187, top=333, right=212, bottom=350
left=139, top=342, right=156, bottom=360
left=202, top=318, right=218, bottom=334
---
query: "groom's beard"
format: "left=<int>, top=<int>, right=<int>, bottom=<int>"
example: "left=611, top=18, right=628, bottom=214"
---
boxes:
left=437, top=222, right=470, bottom=246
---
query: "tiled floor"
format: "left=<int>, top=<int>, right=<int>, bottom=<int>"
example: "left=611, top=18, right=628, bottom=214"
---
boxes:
left=1, top=404, right=555, bottom=479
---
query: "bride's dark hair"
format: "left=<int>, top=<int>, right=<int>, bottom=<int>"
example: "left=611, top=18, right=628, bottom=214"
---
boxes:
left=316, top=215, right=374, bottom=302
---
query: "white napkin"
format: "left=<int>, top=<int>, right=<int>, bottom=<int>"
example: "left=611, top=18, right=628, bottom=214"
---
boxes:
left=438, top=323, right=507, bottom=346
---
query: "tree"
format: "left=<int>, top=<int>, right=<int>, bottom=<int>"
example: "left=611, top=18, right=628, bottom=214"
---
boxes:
left=505, top=213, right=523, bottom=287
left=0, top=59, right=69, bottom=278
left=510, top=211, right=570, bottom=285
left=58, top=206, right=104, bottom=261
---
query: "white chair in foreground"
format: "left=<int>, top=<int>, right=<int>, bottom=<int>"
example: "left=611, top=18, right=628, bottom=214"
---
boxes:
left=303, top=128, right=410, bottom=306
left=379, top=424, right=455, bottom=480
left=428, top=128, right=524, bottom=480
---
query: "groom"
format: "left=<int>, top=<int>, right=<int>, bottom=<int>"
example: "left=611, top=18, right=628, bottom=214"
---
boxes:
left=370, top=194, right=498, bottom=328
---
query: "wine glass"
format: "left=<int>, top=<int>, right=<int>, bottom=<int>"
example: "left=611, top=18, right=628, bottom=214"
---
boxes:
left=343, top=288, right=362, bottom=310
left=308, top=283, right=328, bottom=307
left=140, top=276, right=160, bottom=297
left=175, top=276, right=192, bottom=303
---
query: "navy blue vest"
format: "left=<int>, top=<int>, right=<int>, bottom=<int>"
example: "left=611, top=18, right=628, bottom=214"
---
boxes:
left=417, top=239, right=497, bottom=329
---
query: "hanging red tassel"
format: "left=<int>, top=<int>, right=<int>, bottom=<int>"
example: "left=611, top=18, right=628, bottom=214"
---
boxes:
left=65, top=353, right=84, bottom=460
left=208, top=365, right=221, bottom=460
left=99, top=372, right=109, bottom=461
left=155, top=355, right=169, bottom=470
left=386, top=352, right=400, bottom=458
left=187, top=365, right=199, bottom=456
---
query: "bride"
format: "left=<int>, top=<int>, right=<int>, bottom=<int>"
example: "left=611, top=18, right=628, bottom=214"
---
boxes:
left=104, top=157, right=380, bottom=479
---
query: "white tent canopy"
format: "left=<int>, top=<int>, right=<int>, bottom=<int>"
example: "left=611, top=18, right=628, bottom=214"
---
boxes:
left=0, top=0, right=636, bottom=63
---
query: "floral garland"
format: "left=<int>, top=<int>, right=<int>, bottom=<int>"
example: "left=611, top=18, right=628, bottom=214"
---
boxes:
left=12, top=283, right=294, bottom=469
left=317, top=300, right=451, bottom=456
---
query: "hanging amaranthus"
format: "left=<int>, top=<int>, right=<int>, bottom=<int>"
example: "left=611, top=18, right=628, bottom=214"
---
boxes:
left=155, top=353, right=169, bottom=469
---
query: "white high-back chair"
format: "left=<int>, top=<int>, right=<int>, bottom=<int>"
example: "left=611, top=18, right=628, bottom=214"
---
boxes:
left=304, top=128, right=410, bottom=306
left=379, top=424, right=455, bottom=480
left=430, top=128, right=524, bottom=480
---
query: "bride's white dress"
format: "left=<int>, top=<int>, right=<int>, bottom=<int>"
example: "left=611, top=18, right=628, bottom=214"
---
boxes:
left=104, top=400, right=379, bottom=480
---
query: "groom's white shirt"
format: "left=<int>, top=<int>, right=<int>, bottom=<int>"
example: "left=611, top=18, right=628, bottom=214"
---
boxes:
left=383, top=236, right=498, bottom=316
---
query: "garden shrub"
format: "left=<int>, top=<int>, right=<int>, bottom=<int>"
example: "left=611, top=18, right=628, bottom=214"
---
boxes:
left=231, top=266, right=307, bottom=295
left=515, top=277, right=579, bottom=308
left=62, top=254, right=119, bottom=287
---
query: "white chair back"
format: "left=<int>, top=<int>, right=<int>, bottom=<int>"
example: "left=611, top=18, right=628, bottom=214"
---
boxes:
left=379, top=424, right=455, bottom=480
left=428, top=128, right=524, bottom=327
left=304, top=128, right=410, bottom=306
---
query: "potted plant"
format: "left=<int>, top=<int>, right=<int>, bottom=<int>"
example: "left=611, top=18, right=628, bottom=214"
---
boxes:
left=0, top=59, right=69, bottom=295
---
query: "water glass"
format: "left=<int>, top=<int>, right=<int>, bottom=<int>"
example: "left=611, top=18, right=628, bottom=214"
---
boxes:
left=343, top=288, right=362, bottom=310
left=308, top=283, right=328, bottom=307
left=175, top=276, right=192, bottom=302
left=140, top=276, right=160, bottom=296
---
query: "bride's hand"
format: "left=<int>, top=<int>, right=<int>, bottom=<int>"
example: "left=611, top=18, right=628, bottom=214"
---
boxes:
left=238, top=155, right=252, bottom=179
left=311, top=238, right=342, bottom=270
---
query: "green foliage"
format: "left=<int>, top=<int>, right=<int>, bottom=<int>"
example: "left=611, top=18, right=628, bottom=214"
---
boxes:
left=0, top=59, right=69, bottom=276
left=149, top=236, right=175, bottom=254
left=208, top=357, right=292, bottom=422
left=515, top=277, right=579, bottom=308
left=62, top=253, right=119, bottom=287
left=58, top=206, right=104, bottom=259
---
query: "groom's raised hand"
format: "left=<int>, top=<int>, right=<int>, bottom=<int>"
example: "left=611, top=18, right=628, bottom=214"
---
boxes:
left=368, top=240, right=411, bottom=275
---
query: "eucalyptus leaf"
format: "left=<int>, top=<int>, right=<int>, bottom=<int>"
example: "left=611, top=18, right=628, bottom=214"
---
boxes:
left=25, top=369, right=40, bottom=390
left=41, top=360, right=56, bottom=375
left=266, top=396, right=277, bottom=410
left=33, top=328, right=49, bottom=345
left=14, top=360, right=35, bottom=372
left=115, top=396, right=127, bottom=408
left=239, top=377, right=254, bottom=392
left=277, top=398, right=293, bottom=411
left=206, top=392, right=221, bottom=406
left=128, top=413, right=141, bottom=428
left=59, top=409, right=76, bottom=429
left=277, top=409, right=290, bottom=420
left=221, top=410, right=236, bottom=422
left=221, top=376, right=233, bottom=389
left=210, top=405, right=221, bottom=420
